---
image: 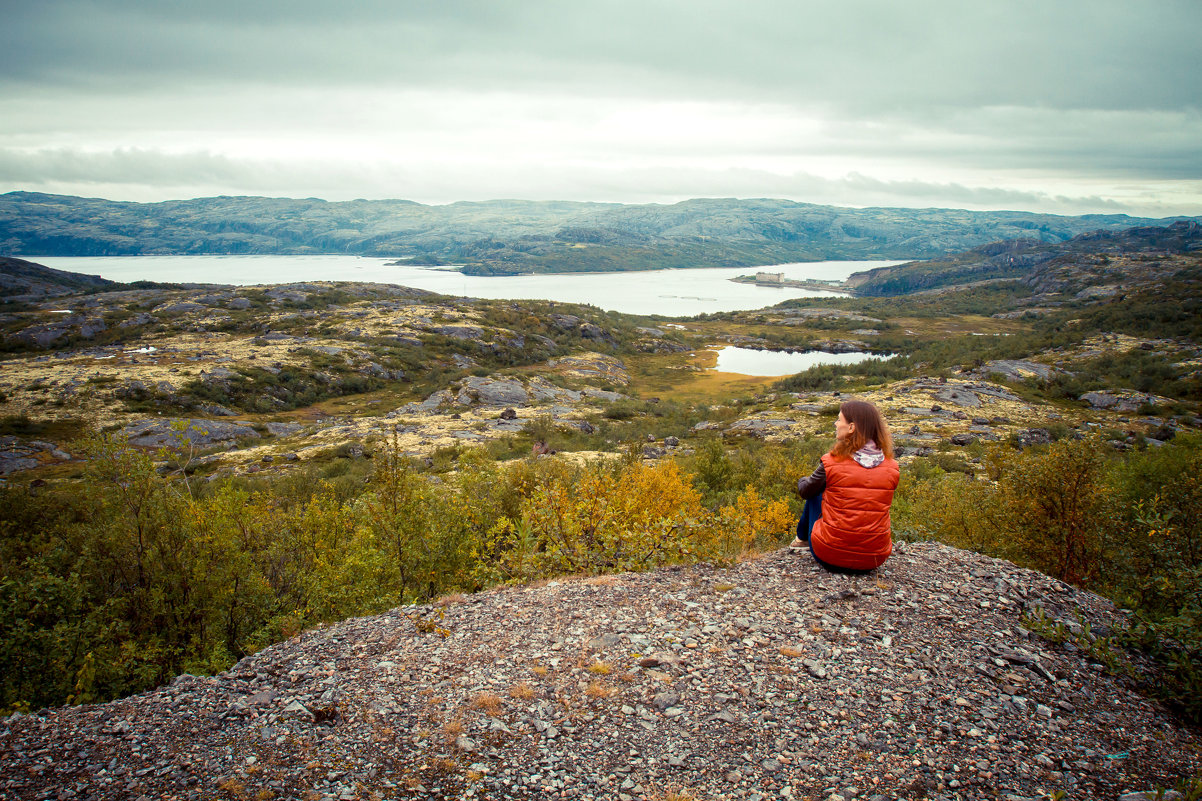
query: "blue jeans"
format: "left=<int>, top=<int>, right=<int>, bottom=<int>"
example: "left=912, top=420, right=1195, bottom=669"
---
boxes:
left=796, top=491, right=873, bottom=575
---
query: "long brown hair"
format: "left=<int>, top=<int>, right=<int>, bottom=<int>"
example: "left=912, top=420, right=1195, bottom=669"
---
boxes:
left=830, top=399, right=894, bottom=460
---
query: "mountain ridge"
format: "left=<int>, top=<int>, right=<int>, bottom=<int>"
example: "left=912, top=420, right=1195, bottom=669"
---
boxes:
left=845, top=219, right=1202, bottom=296
left=3, top=191, right=1196, bottom=276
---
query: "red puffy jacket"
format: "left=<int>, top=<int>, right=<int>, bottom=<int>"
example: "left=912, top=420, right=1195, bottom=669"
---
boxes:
left=811, top=451, right=900, bottom=571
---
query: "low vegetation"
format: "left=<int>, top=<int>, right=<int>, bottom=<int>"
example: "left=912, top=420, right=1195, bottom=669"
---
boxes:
left=2, top=221, right=1202, bottom=727
left=897, top=434, right=1202, bottom=722
left=0, top=431, right=796, bottom=712
left=4, top=428, right=1201, bottom=724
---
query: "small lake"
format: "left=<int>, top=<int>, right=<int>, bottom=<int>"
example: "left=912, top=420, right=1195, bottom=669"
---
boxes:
left=25, top=255, right=903, bottom=317
left=710, top=346, right=895, bottom=376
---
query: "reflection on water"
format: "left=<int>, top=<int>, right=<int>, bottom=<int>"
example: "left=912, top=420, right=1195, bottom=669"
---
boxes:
left=710, top=346, right=894, bottom=377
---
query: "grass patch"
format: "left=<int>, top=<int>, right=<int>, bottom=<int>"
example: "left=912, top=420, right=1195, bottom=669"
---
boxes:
left=0, top=415, right=90, bottom=441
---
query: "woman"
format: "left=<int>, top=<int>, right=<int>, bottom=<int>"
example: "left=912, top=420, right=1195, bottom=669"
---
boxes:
left=791, top=399, right=899, bottom=573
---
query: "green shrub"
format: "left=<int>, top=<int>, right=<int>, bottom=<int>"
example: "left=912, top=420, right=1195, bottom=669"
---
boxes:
left=897, top=434, right=1202, bottom=722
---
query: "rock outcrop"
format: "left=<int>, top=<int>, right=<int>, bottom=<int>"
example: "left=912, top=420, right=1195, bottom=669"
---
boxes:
left=1079, top=390, right=1174, bottom=413
left=9, top=314, right=107, bottom=348
left=2, top=543, right=1196, bottom=800
left=121, top=418, right=261, bottom=449
left=0, top=437, right=71, bottom=475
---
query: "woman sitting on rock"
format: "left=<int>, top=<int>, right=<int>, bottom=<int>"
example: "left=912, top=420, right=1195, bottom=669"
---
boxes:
left=791, top=399, right=899, bottom=573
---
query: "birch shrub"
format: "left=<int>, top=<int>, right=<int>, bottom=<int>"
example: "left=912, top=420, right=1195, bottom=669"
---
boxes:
left=896, top=433, right=1202, bottom=721
left=0, top=432, right=796, bottom=711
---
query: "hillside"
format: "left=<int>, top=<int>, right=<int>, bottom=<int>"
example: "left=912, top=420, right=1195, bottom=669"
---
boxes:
left=0, top=256, right=126, bottom=301
left=2, top=192, right=1196, bottom=275
left=0, top=220, right=1199, bottom=480
left=1, top=227, right=1201, bottom=801
left=1, top=543, right=1196, bottom=800
left=844, top=220, right=1202, bottom=297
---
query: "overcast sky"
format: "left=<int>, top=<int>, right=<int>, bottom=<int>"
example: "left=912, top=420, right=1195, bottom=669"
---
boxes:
left=2, top=0, right=1200, bottom=215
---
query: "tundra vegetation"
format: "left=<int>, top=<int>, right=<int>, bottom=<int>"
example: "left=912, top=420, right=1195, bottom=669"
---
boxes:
left=1, top=222, right=1201, bottom=724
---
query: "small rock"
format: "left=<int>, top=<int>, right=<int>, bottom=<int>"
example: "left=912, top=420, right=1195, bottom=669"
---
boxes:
left=652, top=691, right=681, bottom=711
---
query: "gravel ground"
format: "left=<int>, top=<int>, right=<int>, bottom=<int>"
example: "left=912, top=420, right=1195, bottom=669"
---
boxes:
left=2, top=541, right=1199, bottom=801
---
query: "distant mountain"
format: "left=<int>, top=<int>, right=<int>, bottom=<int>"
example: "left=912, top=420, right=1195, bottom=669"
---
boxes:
left=2, top=191, right=1197, bottom=275
left=845, top=219, right=1202, bottom=296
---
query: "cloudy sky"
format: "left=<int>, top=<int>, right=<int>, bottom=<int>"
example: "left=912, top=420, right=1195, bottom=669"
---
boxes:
left=2, top=0, right=1200, bottom=215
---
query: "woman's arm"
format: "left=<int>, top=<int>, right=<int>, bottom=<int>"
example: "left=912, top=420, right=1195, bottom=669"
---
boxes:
left=796, top=462, right=826, bottom=499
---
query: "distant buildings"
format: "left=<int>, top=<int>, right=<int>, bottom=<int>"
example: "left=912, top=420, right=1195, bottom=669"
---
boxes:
left=755, top=271, right=784, bottom=285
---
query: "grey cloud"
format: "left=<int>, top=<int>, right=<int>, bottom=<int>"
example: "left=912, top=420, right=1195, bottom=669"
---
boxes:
left=809, top=108, right=1202, bottom=178
left=0, top=148, right=245, bottom=186
left=2, top=1, right=1199, bottom=215
left=3, top=0, right=1200, bottom=115
left=0, top=146, right=1190, bottom=216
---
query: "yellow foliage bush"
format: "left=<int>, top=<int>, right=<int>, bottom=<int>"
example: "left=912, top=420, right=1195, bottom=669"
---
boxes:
left=715, top=485, right=795, bottom=559
left=1, top=431, right=807, bottom=710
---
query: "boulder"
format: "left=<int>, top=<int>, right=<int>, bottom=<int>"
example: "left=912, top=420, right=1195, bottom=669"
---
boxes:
left=579, top=322, right=611, bottom=341
left=10, top=315, right=107, bottom=348
left=934, top=387, right=982, bottom=408
left=152, top=301, right=206, bottom=315
left=121, top=419, right=260, bottom=449
left=203, top=367, right=239, bottom=382
left=389, top=390, right=455, bottom=416
left=457, top=376, right=529, bottom=406
left=118, top=312, right=156, bottom=329
left=977, top=359, right=1059, bottom=382
left=527, top=376, right=583, bottom=403
left=548, top=353, right=630, bottom=385
left=1079, top=390, right=1172, bottom=412
left=726, top=418, right=794, bottom=438
left=0, top=453, right=40, bottom=475
left=266, top=289, right=310, bottom=303
left=431, top=325, right=484, bottom=340
left=550, top=314, right=581, bottom=330
left=1012, top=428, right=1053, bottom=448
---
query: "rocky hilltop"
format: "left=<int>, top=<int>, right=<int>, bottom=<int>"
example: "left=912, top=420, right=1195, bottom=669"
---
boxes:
left=845, top=220, right=1202, bottom=297
left=1, top=542, right=1197, bottom=801
left=3, top=192, right=1196, bottom=275
left=0, top=256, right=125, bottom=301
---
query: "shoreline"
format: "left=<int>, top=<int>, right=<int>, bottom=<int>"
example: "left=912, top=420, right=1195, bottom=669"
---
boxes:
left=729, top=274, right=855, bottom=295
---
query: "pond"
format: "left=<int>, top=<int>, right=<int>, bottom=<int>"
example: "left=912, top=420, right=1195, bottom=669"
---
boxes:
left=709, top=346, right=895, bottom=377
